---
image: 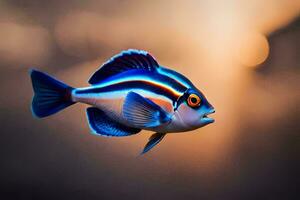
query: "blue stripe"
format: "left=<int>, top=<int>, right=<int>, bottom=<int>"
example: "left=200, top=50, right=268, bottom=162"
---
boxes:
left=157, top=67, right=195, bottom=88
left=78, top=69, right=189, bottom=106
left=76, top=80, right=180, bottom=102
left=96, top=70, right=187, bottom=93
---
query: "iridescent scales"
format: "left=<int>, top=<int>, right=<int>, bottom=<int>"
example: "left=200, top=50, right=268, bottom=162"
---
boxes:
left=30, top=49, right=215, bottom=154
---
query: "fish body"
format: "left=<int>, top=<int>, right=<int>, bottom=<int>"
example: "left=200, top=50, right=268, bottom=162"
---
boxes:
left=30, top=49, right=215, bottom=154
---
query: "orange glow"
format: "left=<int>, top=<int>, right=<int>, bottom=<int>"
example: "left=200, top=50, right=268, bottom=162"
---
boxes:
left=0, top=22, right=51, bottom=66
left=0, top=0, right=299, bottom=180
left=49, top=0, right=300, bottom=172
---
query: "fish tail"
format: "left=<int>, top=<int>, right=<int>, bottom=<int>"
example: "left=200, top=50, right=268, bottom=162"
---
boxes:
left=29, top=69, right=75, bottom=118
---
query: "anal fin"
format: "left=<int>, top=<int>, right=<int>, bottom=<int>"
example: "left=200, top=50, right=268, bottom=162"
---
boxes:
left=86, top=107, right=141, bottom=137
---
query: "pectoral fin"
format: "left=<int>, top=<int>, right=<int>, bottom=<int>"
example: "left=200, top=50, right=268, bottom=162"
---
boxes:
left=123, top=92, right=171, bottom=128
left=141, top=133, right=166, bottom=155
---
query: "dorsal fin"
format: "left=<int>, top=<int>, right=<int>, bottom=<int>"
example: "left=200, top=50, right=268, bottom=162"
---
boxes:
left=88, top=49, right=160, bottom=84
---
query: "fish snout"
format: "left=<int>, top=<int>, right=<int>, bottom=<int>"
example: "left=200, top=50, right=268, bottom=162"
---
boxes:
left=201, top=108, right=215, bottom=124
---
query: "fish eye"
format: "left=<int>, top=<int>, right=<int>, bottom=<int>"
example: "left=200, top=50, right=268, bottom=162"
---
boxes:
left=187, top=93, right=201, bottom=108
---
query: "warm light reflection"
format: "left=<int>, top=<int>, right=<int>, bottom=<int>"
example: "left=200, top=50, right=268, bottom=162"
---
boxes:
left=46, top=0, right=300, bottom=173
left=54, top=12, right=107, bottom=58
left=0, top=0, right=299, bottom=177
left=0, top=22, right=51, bottom=66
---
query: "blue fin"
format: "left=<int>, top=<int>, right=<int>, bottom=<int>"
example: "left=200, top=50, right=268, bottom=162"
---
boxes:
left=86, top=107, right=141, bottom=137
left=88, top=49, right=160, bottom=84
left=123, top=92, right=171, bottom=128
left=30, top=69, right=75, bottom=118
left=141, top=133, right=166, bottom=154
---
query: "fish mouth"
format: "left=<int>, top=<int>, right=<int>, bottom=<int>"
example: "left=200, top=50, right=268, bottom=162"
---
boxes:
left=201, top=109, right=215, bottom=124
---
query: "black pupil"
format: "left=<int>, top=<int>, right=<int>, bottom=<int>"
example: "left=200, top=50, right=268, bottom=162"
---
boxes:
left=191, top=97, right=198, bottom=104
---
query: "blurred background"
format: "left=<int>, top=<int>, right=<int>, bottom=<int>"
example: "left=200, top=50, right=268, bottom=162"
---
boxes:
left=0, top=0, right=299, bottom=199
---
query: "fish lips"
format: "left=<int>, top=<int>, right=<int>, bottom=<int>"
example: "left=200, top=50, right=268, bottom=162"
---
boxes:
left=201, top=108, right=215, bottom=124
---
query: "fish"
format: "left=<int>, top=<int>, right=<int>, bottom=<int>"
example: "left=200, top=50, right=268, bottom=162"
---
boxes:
left=30, top=49, right=215, bottom=154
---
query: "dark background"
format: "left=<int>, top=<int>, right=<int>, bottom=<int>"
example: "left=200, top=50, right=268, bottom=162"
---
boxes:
left=0, top=1, right=299, bottom=199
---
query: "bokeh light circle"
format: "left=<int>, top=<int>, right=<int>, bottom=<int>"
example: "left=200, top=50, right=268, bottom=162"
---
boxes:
left=237, top=32, right=270, bottom=67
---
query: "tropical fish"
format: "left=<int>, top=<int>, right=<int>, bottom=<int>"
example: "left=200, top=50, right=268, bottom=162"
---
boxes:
left=30, top=49, right=215, bottom=154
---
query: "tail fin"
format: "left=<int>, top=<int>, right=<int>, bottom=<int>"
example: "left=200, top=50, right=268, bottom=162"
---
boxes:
left=30, top=69, right=75, bottom=118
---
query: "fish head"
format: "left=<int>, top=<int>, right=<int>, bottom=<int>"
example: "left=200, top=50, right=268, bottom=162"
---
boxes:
left=175, top=88, right=215, bottom=129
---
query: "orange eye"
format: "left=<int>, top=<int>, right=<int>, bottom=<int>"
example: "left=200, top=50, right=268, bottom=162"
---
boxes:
left=187, top=93, right=201, bottom=107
